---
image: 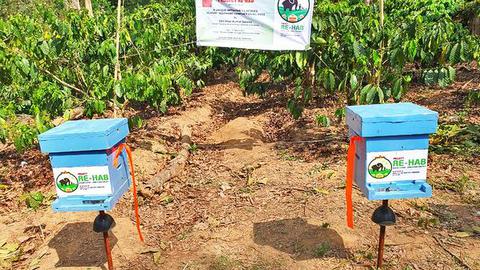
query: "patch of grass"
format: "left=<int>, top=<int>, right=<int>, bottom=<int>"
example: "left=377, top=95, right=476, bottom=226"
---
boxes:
left=248, top=260, right=285, bottom=270
left=430, top=123, right=480, bottom=155
left=455, top=174, right=476, bottom=194
left=20, top=191, right=47, bottom=210
left=334, top=108, right=346, bottom=122
left=314, top=114, right=330, bottom=127
left=462, top=193, right=480, bottom=207
left=128, top=115, right=144, bottom=129
left=177, top=228, right=192, bottom=241
left=467, top=89, right=480, bottom=106
left=432, top=174, right=476, bottom=194
left=417, top=217, right=440, bottom=229
left=313, top=242, right=331, bottom=258
left=354, top=249, right=374, bottom=262
left=208, top=256, right=238, bottom=270
left=207, top=257, right=284, bottom=270
left=307, top=163, right=331, bottom=176
left=278, top=149, right=300, bottom=161
left=189, top=143, right=198, bottom=153
left=160, top=194, right=174, bottom=205
left=409, top=200, right=430, bottom=212
left=239, top=187, right=254, bottom=194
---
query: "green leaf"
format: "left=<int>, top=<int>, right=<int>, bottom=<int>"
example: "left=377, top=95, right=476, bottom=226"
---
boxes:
left=449, top=43, right=459, bottom=63
left=437, top=68, right=449, bottom=87
left=31, top=191, right=44, bottom=202
left=325, top=72, right=335, bottom=92
left=376, top=86, right=385, bottom=103
left=360, top=84, right=372, bottom=104
left=334, top=108, right=346, bottom=121
left=406, top=40, right=417, bottom=61
left=114, top=84, right=123, bottom=98
left=313, top=37, right=327, bottom=45
left=295, top=52, right=306, bottom=69
left=423, top=69, right=437, bottom=86
left=39, top=41, right=50, bottom=56
left=353, top=41, right=364, bottom=58
left=287, top=99, right=303, bottom=119
left=315, top=114, right=330, bottom=127
left=447, top=66, right=456, bottom=82
left=372, top=50, right=381, bottom=66
left=366, top=86, right=376, bottom=104
left=392, top=79, right=403, bottom=100
left=349, top=74, right=358, bottom=90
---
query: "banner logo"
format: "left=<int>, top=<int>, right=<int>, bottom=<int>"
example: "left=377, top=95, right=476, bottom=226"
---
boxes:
left=278, top=0, right=310, bottom=23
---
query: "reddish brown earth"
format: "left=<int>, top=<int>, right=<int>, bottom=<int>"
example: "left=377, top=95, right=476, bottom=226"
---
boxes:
left=0, top=70, right=479, bottom=270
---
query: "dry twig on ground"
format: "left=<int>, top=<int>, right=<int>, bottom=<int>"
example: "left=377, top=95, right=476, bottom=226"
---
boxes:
left=141, top=125, right=192, bottom=197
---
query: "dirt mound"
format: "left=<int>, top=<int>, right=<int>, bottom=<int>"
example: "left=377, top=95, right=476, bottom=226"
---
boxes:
left=208, top=117, right=264, bottom=146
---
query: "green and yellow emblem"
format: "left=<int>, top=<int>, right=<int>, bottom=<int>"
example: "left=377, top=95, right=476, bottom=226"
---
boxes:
left=278, top=0, right=310, bottom=23
left=368, top=156, right=392, bottom=179
left=56, top=171, right=79, bottom=193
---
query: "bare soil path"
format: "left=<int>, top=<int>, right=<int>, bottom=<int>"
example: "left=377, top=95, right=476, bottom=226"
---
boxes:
left=1, top=71, right=479, bottom=269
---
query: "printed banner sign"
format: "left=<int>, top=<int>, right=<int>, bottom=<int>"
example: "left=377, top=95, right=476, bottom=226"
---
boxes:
left=53, top=166, right=112, bottom=197
left=195, top=0, right=314, bottom=50
left=366, top=150, right=428, bottom=183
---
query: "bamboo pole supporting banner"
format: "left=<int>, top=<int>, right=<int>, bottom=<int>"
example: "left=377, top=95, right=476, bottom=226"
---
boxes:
left=113, top=0, right=122, bottom=116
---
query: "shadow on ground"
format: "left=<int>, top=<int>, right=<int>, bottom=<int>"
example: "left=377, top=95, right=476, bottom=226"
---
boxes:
left=430, top=203, right=480, bottom=229
left=48, top=222, right=118, bottom=268
left=253, top=218, right=347, bottom=260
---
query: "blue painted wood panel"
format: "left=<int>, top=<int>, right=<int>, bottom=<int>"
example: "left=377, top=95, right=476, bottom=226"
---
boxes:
left=346, top=103, right=438, bottom=137
left=39, top=118, right=129, bottom=153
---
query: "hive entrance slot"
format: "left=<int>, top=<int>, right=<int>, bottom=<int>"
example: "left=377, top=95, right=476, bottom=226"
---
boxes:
left=83, top=199, right=105, bottom=205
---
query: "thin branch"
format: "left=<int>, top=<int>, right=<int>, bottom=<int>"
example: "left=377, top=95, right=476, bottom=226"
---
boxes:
left=125, top=30, right=144, bottom=65
left=41, top=69, right=87, bottom=96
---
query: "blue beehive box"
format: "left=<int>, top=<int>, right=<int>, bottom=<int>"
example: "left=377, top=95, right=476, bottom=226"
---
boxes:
left=38, top=118, right=131, bottom=212
left=346, top=103, right=438, bottom=200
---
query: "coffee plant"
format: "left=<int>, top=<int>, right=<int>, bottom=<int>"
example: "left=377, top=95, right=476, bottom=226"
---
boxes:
left=0, top=0, right=230, bottom=151
left=0, top=0, right=479, bottom=150
left=236, top=0, right=480, bottom=118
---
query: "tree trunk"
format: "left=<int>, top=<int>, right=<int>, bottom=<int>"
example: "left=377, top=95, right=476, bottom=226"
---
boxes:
left=69, top=0, right=81, bottom=9
left=470, top=16, right=480, bottom=36
left=85, top=0, right=94, bottom=17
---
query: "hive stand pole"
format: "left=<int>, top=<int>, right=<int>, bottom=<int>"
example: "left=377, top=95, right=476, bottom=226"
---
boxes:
left=376, top=200, right=388, bottom=269
left=93, top=210, right=115, bottom=268
left=103, top=230, right=114, bottom=270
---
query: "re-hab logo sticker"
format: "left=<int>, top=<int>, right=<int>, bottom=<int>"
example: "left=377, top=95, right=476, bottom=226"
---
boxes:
left=368, top=156, right=393, bottom=180
left=55, top=171, right=79, bottom=193
left=52, top=166, right=112, bottom=197
left=366, top=149, right=429, bottom=183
